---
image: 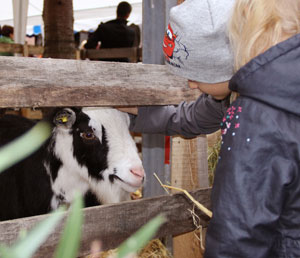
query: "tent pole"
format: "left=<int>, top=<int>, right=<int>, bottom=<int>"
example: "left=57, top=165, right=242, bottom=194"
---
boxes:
left=12, top=0, right=29, bottom=44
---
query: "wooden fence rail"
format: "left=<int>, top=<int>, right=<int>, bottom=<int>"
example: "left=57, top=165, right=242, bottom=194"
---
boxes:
left=0, top=56, right=198, bottom=108
left=0, top=43, right=43, bottom=57
left=81, top=47, right=142, bottom=62
left=0, top=188, right=211, bottom=258
left=0, top=43, right=141, bottom=62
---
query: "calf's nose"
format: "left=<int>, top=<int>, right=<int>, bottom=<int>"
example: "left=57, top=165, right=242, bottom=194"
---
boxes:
left=130, top=166, right=145, bottom=178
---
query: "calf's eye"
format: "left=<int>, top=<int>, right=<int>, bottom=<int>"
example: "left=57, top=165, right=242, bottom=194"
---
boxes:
left=80, top=132, right=96, bottom=140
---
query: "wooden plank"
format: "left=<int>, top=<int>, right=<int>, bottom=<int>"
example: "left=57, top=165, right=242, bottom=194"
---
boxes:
left=0, top=56, right=198, bottom=108
left=20, top=108, right=43, bottom=120
left=27, top=45, right=44, bottom=56
left=0, top=188, right=211, bottom=258
left=0, top=43, right=43, bottom=56
left=171, top=136, right=209, bottom=190
left=23, top=44, right=29, bottom=57
left=83, top=47, right=140, bottom=61
left=0, top=43, right=23, bottom=54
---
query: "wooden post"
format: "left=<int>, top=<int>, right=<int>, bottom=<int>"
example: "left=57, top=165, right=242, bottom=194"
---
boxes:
left=23, top=43, right=29, bottom=57
left=171, top=0, right=210, bottom=257
left=171, top=136, right=209, bottom=258
left=141, top=0, right=177, bottom=203
left=141, top=2, right=176, bottom=253
left=12, top=0, right=29, bottom=44
left=75, top=49, right=81, bottom=60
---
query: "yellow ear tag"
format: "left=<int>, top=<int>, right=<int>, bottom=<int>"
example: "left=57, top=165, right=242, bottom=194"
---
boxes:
left=61, top=116, right=68, bottom=123
left=56, top=116, right=68, bottom=123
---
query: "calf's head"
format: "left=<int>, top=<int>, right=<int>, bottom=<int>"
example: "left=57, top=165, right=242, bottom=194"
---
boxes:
left=48, top=107, right=144, bottom=205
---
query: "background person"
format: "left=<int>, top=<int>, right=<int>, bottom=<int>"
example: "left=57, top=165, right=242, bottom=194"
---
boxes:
left=0, top=25, right=14, bottom=56
left=84, top=1, right=138, bottom=62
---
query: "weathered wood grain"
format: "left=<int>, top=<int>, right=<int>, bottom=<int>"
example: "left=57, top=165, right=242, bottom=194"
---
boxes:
left=0, top=188, right=211, bottom=258
left=172, top=136, right=209, bottom=258
left=0, top=56, right=197, bottom=108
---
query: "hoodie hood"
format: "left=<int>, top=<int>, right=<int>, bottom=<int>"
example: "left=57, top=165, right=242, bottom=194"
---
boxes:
left=229, top=33, right=300, bottom=117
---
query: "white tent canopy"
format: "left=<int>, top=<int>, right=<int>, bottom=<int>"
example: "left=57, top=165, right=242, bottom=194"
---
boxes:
left=0, top=0, right=142, bottom=40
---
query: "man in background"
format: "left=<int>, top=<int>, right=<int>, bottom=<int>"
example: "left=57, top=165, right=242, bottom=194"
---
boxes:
left=84, top=1, right=138, bottom=62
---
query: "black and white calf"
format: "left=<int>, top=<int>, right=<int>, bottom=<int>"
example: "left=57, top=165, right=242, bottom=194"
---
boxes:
left=0, top=107, right=145, bottom=221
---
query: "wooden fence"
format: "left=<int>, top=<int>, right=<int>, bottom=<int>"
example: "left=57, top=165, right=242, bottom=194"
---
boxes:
left=80, top=47, right=142, bottom=62
left=0, top=56, right=211, bottom=257
left=0, top=43, right=141, bottom=62
left=0, top=189, right=211, bottom=257
left=0, top=43, right=43, bottom=57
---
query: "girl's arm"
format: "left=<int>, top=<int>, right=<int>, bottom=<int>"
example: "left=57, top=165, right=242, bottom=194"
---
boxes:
left=128, top=94, right=229, bottom=138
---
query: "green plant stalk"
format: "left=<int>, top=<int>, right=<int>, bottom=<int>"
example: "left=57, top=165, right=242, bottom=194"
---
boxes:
left=54, top=193, right=84, bottom=258
left=0, top=121, right=51, bottom=173
left=117, top=214, right=166, bottom=258
left=0, top=207, right=65, bottom=258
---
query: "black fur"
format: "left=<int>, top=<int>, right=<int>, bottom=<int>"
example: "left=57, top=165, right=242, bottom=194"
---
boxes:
left=84, top=191, right=102, bottom=207
left=0, top=115, right=52, bottom=220
left=71, top=112, right=108, bottom=180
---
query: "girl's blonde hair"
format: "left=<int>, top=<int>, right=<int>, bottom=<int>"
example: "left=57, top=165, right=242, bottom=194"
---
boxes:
left=229, top=0, right=300, bottom=71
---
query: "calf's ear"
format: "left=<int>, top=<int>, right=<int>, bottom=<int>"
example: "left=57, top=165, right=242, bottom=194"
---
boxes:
left=53, top=108, right=76, bottom=129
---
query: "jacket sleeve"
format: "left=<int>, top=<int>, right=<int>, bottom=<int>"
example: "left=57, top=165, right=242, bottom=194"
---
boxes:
left=204, top=101, right=295, bottom=258
left=129, top=94, right=229, bottom=138
left=84, top=25, right=103, bottom=49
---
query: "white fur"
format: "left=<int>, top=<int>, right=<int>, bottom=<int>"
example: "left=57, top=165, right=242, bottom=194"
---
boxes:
left=83, top=107, right=144, bottom=203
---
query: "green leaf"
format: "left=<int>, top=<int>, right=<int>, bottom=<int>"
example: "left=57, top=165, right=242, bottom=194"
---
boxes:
left=116, top=214, right=166, bottom=258
left=0, top=121, right=51, bottom=173
left=0, top=207, right=65, bottom=258
left=54, top=192, right=84, bottom=258
left=0, top=246, right=15, bottom=257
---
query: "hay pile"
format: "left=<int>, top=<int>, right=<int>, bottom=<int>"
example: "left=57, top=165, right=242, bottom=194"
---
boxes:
left=138, top=239, right=172, bottom=258
left=86, top=239, right=172, bottom=258
left=207, top=131, right=222, bottom=186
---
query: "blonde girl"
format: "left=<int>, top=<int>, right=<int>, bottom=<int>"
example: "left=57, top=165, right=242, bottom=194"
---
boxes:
left=205, top=1, right=300, bottom=257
